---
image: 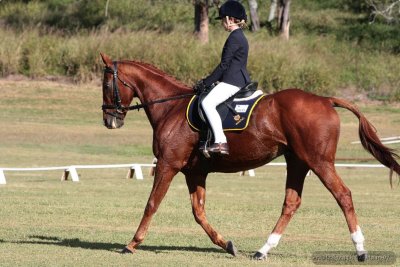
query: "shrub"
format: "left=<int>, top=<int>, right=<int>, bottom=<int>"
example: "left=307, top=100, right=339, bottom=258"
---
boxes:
left=293, top=65, right=333, bottom=95
left=0, top=29, right=22, bottom=75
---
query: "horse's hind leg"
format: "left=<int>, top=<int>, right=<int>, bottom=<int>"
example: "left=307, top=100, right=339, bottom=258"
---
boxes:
left=254, top=152, right=309, bottom=260
left=313, top=163, right=367, bottom=261
left=185, top=173, right=237, bottom=256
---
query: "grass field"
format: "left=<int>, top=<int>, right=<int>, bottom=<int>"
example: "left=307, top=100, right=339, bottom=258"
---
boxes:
left=0, top=79, right=399, bottom=266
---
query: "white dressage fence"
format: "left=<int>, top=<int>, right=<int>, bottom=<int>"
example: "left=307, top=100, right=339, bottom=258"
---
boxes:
left=0, top=161, right=388, bottom=185
left=0, top=164, right=156, bottom=185
left=241, top=162, right=387, bottom=177
left=351, top=136, right=400, bottom=145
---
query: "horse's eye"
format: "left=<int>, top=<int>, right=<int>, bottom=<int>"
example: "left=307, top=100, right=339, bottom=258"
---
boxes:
left=104, top=82, right=111, bottom=89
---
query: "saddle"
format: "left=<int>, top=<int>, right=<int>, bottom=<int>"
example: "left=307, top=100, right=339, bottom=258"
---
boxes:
left=186, top=82, right=266, bottom=157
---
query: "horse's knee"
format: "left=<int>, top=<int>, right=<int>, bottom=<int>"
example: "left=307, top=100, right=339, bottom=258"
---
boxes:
left=282, top=197, right=301, bottom=216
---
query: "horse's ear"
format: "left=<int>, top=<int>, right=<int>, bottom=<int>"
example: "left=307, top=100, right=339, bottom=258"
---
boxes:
left=100, top=53, right=112, bottom=67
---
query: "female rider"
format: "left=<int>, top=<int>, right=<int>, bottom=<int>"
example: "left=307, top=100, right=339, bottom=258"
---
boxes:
left=194, top=0, right=250, bottom=155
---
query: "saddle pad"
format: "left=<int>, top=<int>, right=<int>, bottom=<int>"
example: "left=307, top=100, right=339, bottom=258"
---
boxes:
left=186, top=91, right=266, bottom=131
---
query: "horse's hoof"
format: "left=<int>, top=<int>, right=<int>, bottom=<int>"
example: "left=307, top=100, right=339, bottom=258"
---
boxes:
left=121, top=247, right=134, bottom=254
left=252, top=251, right=266, bottom=260
left=357, top=252, right=367, bottom=262
left=226, top=241, right=238, bottom=256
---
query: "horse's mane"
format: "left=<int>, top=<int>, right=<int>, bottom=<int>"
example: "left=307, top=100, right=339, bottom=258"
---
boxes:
left=123, top=60, right=190, bottom=89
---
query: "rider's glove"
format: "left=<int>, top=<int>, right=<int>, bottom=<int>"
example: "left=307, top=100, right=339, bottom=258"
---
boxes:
left=193, top=80, right=206, bottom=95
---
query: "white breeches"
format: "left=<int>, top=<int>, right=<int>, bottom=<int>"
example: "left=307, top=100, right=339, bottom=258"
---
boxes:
left=201, top=82, right=240, bottom=143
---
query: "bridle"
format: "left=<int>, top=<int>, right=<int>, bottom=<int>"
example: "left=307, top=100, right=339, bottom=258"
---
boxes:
left=101, top=61, right=194, bottom=119
left=101, top=62, right=131, bottom=118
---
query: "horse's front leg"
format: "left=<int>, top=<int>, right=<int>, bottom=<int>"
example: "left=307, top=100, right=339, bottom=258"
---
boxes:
left=185, top=173, right=237, bottom=256
left=122, top=159, right=178, bottom=253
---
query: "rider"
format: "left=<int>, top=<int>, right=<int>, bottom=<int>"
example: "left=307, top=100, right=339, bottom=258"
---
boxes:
left=194, top=0, right=250, bottom=155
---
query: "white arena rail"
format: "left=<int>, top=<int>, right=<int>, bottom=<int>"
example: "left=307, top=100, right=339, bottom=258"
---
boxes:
left=0, top=164, right=156, bottom=185
left=351, top=136, right=400, bottom=145
left=0, top=161, right=388, bottom=185
left=242, top=163, right=387, bottom=177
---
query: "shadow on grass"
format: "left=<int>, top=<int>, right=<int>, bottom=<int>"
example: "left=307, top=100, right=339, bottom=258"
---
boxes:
left=4, top=235, right=224, bottom=254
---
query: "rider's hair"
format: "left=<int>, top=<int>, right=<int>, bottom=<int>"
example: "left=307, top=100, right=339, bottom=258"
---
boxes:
left=230, top=17, right=247, bottom=29
left=225, top=16, right=247, bottom=29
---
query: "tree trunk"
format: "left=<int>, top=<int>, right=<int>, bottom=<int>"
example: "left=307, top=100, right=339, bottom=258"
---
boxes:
left=248, top=0, right=260, bottom=31
left=268, top=0, right=278, bottom=22
left=194, top=1, right=209, bottom=44
left=278, top=0, right=291, bottom=40
left=105, top=0, right=110, bottom=17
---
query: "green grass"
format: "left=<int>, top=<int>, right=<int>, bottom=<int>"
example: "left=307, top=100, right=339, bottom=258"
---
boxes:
left=1, top=168, right=399, bottom=266
left=0, top=80, right=399, bottom=266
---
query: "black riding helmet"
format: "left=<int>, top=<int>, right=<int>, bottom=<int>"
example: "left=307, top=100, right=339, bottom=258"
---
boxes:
left=216, top=0, right=247, bottom=22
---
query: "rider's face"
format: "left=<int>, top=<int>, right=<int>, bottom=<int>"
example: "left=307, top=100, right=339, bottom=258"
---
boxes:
left=222, top=16, right=231, bottom=31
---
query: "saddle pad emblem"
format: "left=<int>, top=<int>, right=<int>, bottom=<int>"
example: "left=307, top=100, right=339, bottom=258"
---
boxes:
left=235, top=105, right=249, bottom=113
left=186, top=93, right=266, bottom=131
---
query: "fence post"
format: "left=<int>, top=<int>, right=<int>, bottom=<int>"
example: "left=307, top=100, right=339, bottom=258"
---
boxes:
left=239, top=169, right=255, bottom=176
left=61, top=169, right=69, bottom=181
left=62, top=167, right=80, bottom=182
left=126, top=165, right=144, bottom=180
left=126, top=167, right=134, bottom=179
left=134, top=165, right=144, bottom=180
left=69, top=167, right=80, bottom=182
left=149, top=158, right=157, bottom=176
left=0, top=169, right=6, bottom=185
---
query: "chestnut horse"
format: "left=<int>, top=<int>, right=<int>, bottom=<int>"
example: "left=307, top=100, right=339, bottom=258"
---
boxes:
left=100, top=53, right=400, bottom=261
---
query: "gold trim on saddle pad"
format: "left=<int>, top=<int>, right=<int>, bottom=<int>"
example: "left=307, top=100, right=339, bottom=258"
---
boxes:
left=186, top=95, right=200, bottom=131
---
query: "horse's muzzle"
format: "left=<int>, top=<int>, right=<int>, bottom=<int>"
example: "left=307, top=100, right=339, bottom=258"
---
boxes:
left=103, top=112, right=125, bottom=129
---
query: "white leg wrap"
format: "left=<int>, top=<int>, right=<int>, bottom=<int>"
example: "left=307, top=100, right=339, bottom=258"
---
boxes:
left=257, top=233, right=282, bottom=256
left=351, top=225, right=366, bottom=256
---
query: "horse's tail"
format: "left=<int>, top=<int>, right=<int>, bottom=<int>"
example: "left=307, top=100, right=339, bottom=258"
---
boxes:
left=330, top=97, right=400, bottom=187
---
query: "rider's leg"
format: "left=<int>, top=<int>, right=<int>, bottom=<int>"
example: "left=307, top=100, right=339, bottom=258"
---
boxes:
left=201, top=82, right=240, bottom=143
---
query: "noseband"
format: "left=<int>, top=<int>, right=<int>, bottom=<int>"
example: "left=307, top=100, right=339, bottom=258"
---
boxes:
left=101, top=61, right=194, bottom=118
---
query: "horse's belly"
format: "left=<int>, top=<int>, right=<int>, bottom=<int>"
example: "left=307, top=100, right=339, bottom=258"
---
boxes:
left=209, top=143, right=284, bottom=173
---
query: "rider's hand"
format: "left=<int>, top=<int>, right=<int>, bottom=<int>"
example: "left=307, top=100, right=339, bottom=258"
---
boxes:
left=193, top=80, right=206, bottom=95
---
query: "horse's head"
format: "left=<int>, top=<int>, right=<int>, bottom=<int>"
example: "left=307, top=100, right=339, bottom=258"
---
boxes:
left=100, top=53, right=136, bottom=129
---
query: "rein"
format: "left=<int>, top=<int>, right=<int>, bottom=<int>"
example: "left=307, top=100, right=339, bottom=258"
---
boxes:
left=122, top=93, right=195, bottom=111
left=102, top=62, right=194, bottom=113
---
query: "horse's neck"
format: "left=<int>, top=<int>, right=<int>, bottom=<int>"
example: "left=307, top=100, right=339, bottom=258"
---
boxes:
left=128, top=62, right=190, bottom=129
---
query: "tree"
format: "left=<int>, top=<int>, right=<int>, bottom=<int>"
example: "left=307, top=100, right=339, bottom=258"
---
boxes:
left=368, top=0, right=400, bottom=24
left=268, top=0, right=278, bottom=22
left=248, top=0, right=260, bottom=31
left=105, top=0, right=110, bottom=17
left=194, top=0, right=210, bottom=44
left=277, top=0, right=291, bottom=40
left=267, top=0, right=292, bottom=40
